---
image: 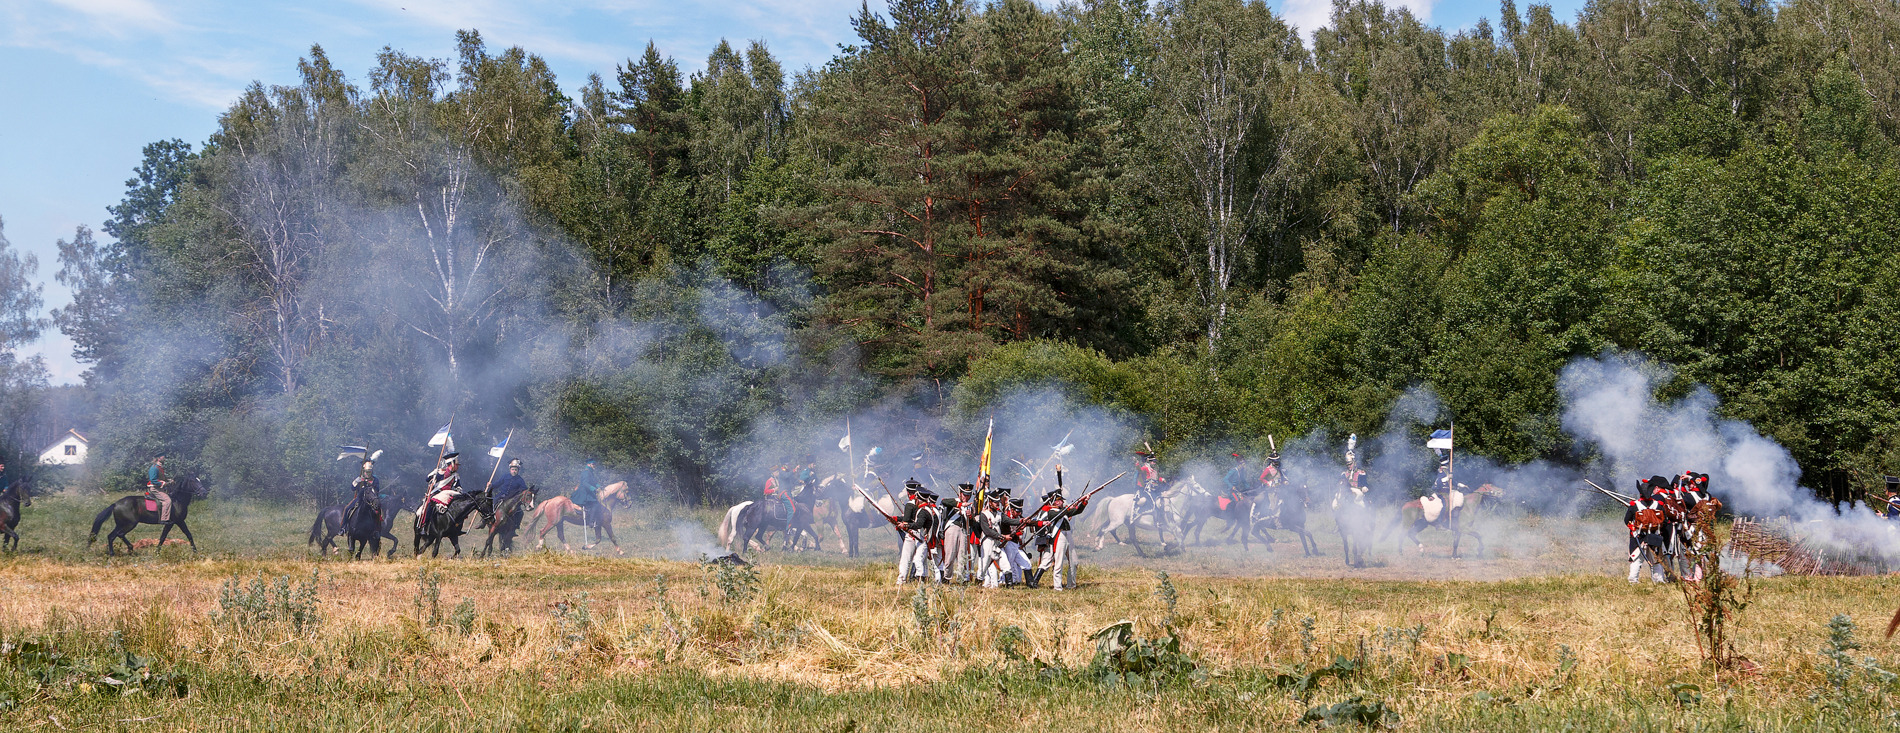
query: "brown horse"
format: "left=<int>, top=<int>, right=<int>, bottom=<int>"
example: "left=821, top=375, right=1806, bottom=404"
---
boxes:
left=1380, top=483, right=1503, bottom=559
left=526, top=496, right=622, bottom=553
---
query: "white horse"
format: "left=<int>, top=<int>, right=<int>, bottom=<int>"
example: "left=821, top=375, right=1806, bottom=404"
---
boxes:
left=717, top=501, right=756, bottom=553
left=1092, top=484, right=1188, bottom=555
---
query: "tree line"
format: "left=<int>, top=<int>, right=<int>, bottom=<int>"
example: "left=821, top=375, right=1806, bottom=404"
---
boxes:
left=22, top=0, right=1900, bottom=505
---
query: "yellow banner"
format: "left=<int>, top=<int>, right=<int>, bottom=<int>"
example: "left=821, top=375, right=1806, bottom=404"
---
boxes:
left=979, top=419, right=993, bottom=478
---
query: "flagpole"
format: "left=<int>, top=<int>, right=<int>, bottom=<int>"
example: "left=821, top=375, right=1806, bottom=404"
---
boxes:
left=484, top=428, right=513, bottom=492
left=434, top=414, right=455, bottom=468
left=845, top=417, right=855, bottom=487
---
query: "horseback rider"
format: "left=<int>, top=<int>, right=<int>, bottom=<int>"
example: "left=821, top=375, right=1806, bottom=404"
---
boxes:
left=418, top=452, right=464, bottom=528
left=491, top=458, right=529, bottom=504
left=1626, top=476, right=1673, bottom=584
left=1025, top=486, right=1090, bottom=590
left=145, top=455, right=169, bottom=498
left=1223, top=453, right=1250, bottom=507
left=572, top=458, right=603, bottom=526
left=1259, top=450, right=1283, bottom=488
left=343, top=459, right=380, bottom=527
left=1134, top=450, right=1164, bottom=505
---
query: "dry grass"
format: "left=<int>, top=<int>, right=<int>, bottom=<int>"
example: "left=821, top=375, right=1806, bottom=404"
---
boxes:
left=1, top=495, right=1898, bottom=730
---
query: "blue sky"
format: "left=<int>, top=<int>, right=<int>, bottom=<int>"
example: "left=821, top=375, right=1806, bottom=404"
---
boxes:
left=0, top=0, right=1584, bottom=385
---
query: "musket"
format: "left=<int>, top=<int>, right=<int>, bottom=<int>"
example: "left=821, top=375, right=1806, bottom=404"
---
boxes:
left=1020, top=471, right=1127, bottom=546
left=852, top=483, right=928, bottom=544
left=874, top=475, right=901, bottom=506
left=1582, top=479, right=1636, bottom=504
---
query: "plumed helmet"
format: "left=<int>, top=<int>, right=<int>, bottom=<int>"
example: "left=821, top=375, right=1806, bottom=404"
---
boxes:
left=509, top=458, right=522, bottom=469
left=442, top=452, right=460, bottom=464
left=1043, top=488, right=1063, bottom=501
left=957, top=483, right=974, bottom=495
left=904, top=478, right=924, bottom=491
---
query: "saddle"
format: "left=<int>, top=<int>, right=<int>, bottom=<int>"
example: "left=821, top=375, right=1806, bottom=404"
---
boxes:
left=144, top=492, right=172, bottom=522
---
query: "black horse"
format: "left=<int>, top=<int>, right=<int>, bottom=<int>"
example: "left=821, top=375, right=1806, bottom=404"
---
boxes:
left=309, top=490, right=404, bottom=558
left=736, top=497, right=819, bottom=552
left=1, top=475, right=31, bottom=552
left=480, top=486, right=537, bottom=558
left=413, top=491, right=494, bottom=558
left=89, top=477, right=204, bottom=556
left=1250, top=483, right=1321, bottom=556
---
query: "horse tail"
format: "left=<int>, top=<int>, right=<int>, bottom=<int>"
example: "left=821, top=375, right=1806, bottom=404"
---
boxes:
left=717, top=507, right=734, bottom=547
left=308, top=512, right=325, bottom=546
left=526, top=502, right=546, bottom=535
left=88, top=504, right=114, bottom=546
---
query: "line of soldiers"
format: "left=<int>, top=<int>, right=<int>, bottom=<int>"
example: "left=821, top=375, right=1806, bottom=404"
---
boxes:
left=1625, top=470, right=1722, bottom=583
left=893, top=478, right=1090, bottom=590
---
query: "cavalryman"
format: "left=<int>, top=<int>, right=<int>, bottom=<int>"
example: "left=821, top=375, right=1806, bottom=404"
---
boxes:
left=571, top=458, right=604, bottom=527
left=344, top=458, right=380, bottom=527
left=1626, top=476, right=1672, bottom=584
left=491, top=458, right=529, bottom=504
left=1223, top=453, right=1250, bottom=507
left=1134, top=450, right=1165, bottom=506
left=145, top=455, right=168, bottom=498
left=1260, top=450, right=1283, bottom=487
left=1025, top=486, right=1090, bottom=590
left=418, top=452, right=464, bottom=528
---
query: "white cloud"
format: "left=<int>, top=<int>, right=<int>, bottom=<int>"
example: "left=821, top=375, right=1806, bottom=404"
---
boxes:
left=1276, top=0, right=1437, bottom=43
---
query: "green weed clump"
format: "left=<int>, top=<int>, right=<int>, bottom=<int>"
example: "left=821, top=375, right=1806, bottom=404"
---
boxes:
left=214, top=570, right=321, bottom=635
left=1815, top=614, right=1899, bottom=718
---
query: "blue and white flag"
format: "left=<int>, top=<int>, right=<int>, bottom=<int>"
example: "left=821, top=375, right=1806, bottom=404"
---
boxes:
left=428, top=423, right=452, bottom=447
left=337, top=446, right=369, bottom=461
left=488, top=434, right=509, bottom=458
left=1426, top=429, right=1454, bottom=451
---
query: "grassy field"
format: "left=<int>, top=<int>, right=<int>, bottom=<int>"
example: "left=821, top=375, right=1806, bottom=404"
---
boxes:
left=2, top=492, right=1899, bottom=731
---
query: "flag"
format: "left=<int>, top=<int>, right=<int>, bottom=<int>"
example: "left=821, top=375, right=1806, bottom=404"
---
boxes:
left=979, top=419, right=993, bottom=478
left=838, top=434, right=851, bottom=452
left=488, top=434, right=509, bottom=458
left=336, top=446, right=368, bottom=461
left=1427, top=428, right=1454, bottom=451
left=428, top=422, right=453, bottom=447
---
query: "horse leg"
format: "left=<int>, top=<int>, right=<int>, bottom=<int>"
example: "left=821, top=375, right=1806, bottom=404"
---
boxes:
left=603, top=522, right=622, bottom=554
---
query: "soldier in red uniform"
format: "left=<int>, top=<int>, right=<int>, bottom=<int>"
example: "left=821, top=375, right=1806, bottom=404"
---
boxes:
left=1626, top=477, right=1672, bottom=584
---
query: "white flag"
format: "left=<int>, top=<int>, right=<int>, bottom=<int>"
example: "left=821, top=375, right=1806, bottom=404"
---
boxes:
left=1426, top=428, right=1454, bottom=451
left=428, top=422, right=452, bottom=447
left=838, top=434, right=851, bottom=452
left=488, top=434, right=509, bottom=458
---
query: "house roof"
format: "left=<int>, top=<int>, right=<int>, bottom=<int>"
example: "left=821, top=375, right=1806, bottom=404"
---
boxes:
left=40, top=429, right=89, bottom=455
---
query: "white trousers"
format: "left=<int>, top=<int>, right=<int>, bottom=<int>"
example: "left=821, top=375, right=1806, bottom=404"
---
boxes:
left=943, top=526, right=975, bottom=581
left=1035, top=531, right=1076, bottom=589
left=980, top=538, right=1005, bottom=588
left=898, top=535, right=927, bottom=583
left=1003, top=541, right=1030, bottom=583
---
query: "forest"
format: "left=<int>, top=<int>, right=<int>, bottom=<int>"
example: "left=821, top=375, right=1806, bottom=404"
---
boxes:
left=5, top=0, right=1900, bottom=506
